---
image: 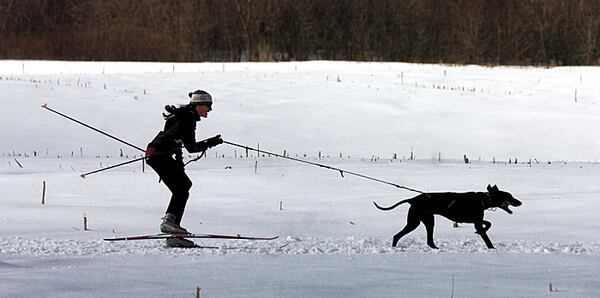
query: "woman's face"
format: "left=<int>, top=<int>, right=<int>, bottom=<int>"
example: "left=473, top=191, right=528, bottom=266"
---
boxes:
left=195, top=104, right=212, bottom=118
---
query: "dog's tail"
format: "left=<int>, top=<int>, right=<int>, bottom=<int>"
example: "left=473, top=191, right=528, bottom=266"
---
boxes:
left=373, top=199, right=412, bottom=211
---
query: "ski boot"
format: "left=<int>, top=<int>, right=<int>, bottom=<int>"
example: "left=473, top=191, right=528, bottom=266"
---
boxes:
left=160, top=213, right=189, bottom=234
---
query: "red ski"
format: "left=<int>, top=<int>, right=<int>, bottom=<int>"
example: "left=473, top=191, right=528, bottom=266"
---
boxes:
left=104, top=233, right=278, bottom=242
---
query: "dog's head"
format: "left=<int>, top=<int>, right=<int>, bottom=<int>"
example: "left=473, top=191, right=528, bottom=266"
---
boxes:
left=487, top=184, right=522, bottom=214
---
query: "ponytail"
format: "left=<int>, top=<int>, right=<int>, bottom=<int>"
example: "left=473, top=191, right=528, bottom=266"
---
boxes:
left=162, top=104, right=191, bottom=119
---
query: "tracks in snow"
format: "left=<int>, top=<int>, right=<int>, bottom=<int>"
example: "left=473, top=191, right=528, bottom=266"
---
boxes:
left=1, top=236, right=599, bottom=257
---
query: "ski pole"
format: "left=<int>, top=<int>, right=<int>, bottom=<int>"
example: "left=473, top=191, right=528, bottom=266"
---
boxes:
left=41, top=103, right=145, bottom=152
left=80, top=149, right=203, bottom=178
left=223, top=140, right=425, bottom=194
left=80, top=147, right=188, bottom=178
left=80, top=156, right=145, bottom=178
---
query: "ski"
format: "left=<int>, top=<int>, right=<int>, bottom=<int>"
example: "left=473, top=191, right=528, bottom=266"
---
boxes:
left=104, top=233, right=279, bottom=242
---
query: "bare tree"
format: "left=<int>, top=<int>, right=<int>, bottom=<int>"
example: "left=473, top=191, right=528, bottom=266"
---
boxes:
left=0, top=0, right=16, bottom=37
left=0, top=0, right=598, bottom=65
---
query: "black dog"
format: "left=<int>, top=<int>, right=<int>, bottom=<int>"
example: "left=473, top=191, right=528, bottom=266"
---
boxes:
left=373, top=185, right=522, bottom=249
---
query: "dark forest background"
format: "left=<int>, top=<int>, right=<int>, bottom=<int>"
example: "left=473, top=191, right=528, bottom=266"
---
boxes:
left=1, top=0, right=599, bottom=65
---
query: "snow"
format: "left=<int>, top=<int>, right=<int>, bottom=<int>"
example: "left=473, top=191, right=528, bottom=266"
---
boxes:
left=1, top=60, right=600, bottom=297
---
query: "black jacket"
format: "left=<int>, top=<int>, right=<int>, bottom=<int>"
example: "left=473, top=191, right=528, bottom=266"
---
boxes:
left=148, top=108, right=206, bottom=157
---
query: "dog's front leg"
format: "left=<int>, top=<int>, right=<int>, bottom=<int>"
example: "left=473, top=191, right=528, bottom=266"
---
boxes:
left=480, top=220, right=491, bottom=233
left=474, top=222, right=495, bottom=249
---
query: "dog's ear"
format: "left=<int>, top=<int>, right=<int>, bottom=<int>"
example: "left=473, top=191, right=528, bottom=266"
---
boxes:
left=492, top=185, right=499, bottom=192
left=487, top=184, right=492, bottom=192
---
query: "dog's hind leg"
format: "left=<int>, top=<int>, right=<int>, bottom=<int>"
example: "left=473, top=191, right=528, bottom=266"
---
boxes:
left=474, top=221, right=494, bottom=249
left=392, top=208, right=421, bottom=247
left=421, top=214, right=438, bottom=249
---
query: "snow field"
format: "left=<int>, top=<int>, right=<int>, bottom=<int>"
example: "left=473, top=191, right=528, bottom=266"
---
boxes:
left=2, top=61, right=600, bottom=297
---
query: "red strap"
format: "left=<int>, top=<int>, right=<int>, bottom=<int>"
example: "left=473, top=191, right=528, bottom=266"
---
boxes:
left=145, top=147, right=156, bottom=157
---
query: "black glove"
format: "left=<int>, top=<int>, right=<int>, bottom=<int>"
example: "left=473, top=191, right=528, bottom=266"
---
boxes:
left=205, top=134, right=223, bottom=148
left=195, top=134, right=223, bottom=151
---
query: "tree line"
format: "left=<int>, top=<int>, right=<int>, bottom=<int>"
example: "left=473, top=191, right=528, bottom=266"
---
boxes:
left=1, top=0, right=599, bottom=65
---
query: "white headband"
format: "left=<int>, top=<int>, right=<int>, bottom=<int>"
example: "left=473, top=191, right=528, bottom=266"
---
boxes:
left=190, top=93, right=212, bottom=105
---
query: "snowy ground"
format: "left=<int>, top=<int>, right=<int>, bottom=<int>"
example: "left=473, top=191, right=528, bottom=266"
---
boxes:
left=1, top=61, right=600, bottom=297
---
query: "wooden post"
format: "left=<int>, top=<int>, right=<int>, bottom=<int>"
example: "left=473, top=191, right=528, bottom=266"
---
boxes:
left=83, top=213, right=88, bottom=231
left=450, top=274, right=455, bottom=298
left=196, top=286, right=201, bottom=298
left=41, top=181, right=46, bottom=205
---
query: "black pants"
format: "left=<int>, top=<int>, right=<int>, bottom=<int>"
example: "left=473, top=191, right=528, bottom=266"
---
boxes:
left=147, top=156, right=192, bottom=224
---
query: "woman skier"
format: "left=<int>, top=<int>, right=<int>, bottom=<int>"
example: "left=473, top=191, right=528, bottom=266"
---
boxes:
left=146, top=90, right=223, bottom=247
